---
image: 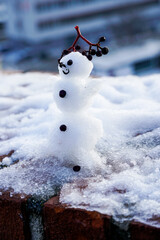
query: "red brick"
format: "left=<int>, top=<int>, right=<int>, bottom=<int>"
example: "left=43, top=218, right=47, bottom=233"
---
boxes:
left=0, top=191, right=30, bottom=240
left=43, top=196, right=111, bottom=240
left=129, top=221, right=160, bottom=240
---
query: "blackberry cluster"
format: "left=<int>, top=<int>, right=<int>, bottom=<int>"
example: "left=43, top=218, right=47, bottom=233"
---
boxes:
left=81, top=37, right=109, bottom=61
left=58, top=26, right=109, bottom=62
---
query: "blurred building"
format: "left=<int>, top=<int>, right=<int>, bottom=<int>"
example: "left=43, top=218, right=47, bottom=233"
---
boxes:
left=6, top=0, right=160, bottom=44
left=3, top=0, right=160, bottom=75
left=93, top=40, right=160, bottom=76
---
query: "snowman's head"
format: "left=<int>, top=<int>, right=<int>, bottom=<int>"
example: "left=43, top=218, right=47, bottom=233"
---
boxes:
left=58, top=52, right=93, bottom=79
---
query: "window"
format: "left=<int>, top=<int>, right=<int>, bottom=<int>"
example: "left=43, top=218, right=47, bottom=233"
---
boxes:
left=134, top=59, right=152, bottom=72
left=38, top=20, right=55, bottom=30
left=134, top=55, right=160, bottom=74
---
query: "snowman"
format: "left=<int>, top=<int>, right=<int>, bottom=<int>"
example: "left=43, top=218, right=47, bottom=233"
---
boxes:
left=54, top=51, right=101, bottom=113
left=50, top=26, right=109, bottom=172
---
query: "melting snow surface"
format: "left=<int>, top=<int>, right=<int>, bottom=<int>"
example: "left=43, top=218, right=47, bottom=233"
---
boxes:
left=0, top=72, right=160, bottom=226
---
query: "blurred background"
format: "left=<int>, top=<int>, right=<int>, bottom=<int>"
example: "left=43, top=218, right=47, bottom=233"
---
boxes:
left=0, top=0, right=160, bottom=76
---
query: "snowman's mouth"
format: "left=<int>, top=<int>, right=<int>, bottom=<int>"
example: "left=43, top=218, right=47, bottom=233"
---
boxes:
left=63, top=69, right=70, bottom=75
left=59, top=61, right=70, bottom=75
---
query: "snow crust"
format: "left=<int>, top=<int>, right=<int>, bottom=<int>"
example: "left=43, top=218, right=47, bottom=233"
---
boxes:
left=0, top=72, right=160, bottom=226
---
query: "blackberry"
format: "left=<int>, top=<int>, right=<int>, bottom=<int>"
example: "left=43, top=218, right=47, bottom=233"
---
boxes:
left=87, top=55, right=92, bottom=61
left=60, top=125, right=67, bottom=131
left=99, top=36, right=106, bottom=42
left=102, top=47, right=109, bottom=55
left=96, top=50, right=102, bottom=57
left=82, top=51, right=87, bottom=56
left=62, top=50, right=69, bottom=55
left=73, top=165, right=81, bottom=172
left=75, top=45, right=81, bottom=50
left=59, top=90, right=66, bottom=98
left=90, top=49, right=96, bottom=55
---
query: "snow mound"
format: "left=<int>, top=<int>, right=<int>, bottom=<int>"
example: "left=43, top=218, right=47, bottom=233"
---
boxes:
left=0, top=72, right=160, bottom=226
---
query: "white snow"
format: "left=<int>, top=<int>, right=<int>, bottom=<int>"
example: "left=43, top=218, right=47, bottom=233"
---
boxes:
left=2, top=157, right=12, bottom=166
left=0, top=71, right=160, bottom=226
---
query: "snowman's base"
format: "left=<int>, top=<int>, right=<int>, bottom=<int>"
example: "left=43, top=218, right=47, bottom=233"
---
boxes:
left=0, top=188, right=160, bottom=240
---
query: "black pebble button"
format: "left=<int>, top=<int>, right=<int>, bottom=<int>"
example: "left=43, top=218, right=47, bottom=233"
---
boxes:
left=59, top=90, right=66, bottom=98
left=60, top=124, right=67, bottom=131
left=73, top=165, right=81, bottom=172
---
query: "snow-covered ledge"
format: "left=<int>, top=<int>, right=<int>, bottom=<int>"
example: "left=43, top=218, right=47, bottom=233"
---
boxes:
left=0, top=72, right=160, bottom=231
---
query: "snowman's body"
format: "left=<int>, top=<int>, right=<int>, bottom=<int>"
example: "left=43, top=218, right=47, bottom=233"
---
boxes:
left=54, top=78, right=101, bottom=112
left=52, top=52, right=104, bottom=171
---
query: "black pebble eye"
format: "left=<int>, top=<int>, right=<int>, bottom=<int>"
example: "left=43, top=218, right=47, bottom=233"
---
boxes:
left=67, top=59, right=73, bottom=66
left=60, top=125, right=67, bottom=131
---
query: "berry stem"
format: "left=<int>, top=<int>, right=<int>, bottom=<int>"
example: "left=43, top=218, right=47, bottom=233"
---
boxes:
left=68, top=25, right=100, bottom=51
